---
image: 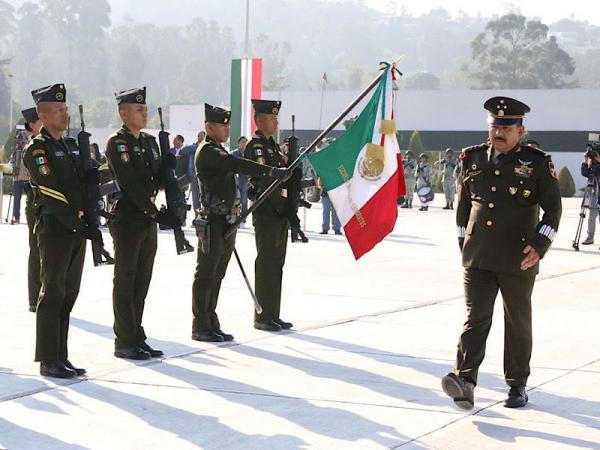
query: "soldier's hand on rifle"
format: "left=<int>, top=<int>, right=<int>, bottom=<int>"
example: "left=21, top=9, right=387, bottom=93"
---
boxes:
left=269, top=167, right=291, bottom=181
left=163, top=152, right=177, bottom=171
left=81, top=225, right=103, bottom=242
left=156, top=209, right=181, bottom=229
left=83, top=168, right=100, bottom=185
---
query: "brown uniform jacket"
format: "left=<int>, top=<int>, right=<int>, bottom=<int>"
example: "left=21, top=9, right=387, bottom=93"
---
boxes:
left=457, top=143, right=562, bottom=276
left=195, top=135, right=273, bottom=211
left=105, top=125, right=162, bottom=227
left=23, top=128, right=85, bottom=236
left=244, top=130, right=288, bottom=216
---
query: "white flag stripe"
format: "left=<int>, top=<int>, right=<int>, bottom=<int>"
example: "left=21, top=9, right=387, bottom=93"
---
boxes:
left=328, top=68, right=400, bottom=226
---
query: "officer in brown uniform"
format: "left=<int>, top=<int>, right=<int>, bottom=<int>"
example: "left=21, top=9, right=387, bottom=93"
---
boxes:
left=244, top=99, right=293, bottom=332
left=22, top=107, right=43, bottom=312
left=23, top=84, right=101, bottom=378
left=442, top=97, right=562, bottom=409
left=106, top=87, right=180, bottom=360
left=191, top=104, right=289, bottom=342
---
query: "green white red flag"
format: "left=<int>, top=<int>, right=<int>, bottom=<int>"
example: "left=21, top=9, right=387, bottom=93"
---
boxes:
left=308, top=63, right=405, bottom=259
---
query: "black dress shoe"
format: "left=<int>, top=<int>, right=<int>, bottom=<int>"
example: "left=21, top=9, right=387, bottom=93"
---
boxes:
left=504, top=386, right=528, bottom=408
left=319, top=230, right=328, bottom=234
left=334, top=230, right=343, bottom=235
left=254, top=320, right=282, bottom=332
left=214, top=330, right=234, bottom=341
left=62, top=359, right=87, bottom=376
left=139, top=341, right=164, bottom=357
left=273, top=318, right=293, bottom=329
left=40, top=361, right=77, bottom=379
left=29, top=305, right=37, bottom=313
left=114, top=346, right=151, bottom=360
left=441, top=372, right=475, bottom=410
left=191, top=331, right=225, bottom=342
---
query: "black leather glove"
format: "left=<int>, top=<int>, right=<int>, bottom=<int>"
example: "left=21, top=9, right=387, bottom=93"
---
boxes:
left=269, top=167, right=291, bottom=181
left=156, top=209, right=181, bottom=229
left=81, top=225, right=102, bottom=242
left=163, top=153, right=177, bottom=171
left=83, top=168, right=100, bottom=185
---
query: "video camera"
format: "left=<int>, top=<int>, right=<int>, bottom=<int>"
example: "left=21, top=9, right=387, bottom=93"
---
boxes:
left=585, top=133, right=600, bottom=159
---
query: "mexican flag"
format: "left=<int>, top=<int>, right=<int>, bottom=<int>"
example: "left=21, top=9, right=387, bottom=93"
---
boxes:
left=230, top=58, right=262, bottom=146
left=308, top=63, right=405, bottom=259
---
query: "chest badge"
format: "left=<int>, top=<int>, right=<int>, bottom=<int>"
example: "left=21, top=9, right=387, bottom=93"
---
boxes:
left=121, top=153, right=130, bottom=163
left=523, top=190, right=531, bottom=198
left=514, top=160, right=534, bottom=178
left=471, top=164, right=477, bottom=170
left=509, top=187, right=517, bottom=195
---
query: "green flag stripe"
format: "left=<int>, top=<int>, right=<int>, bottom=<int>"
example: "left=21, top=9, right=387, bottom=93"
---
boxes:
left=230, top=59, right=243, bottom=147
left=308, top=74, right=385, bottom=191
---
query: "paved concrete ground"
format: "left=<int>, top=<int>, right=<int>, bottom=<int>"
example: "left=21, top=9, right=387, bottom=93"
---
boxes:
left=1, top=195, right=599, bottom=450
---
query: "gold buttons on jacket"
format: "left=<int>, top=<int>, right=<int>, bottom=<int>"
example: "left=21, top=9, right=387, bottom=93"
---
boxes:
left=488, top=203, right=495, bottom=209
left=491, top=186, right=497, bottom=192
left=494, top=170, right=500, bottom=175
left=486, top=220, right=493, bottom=226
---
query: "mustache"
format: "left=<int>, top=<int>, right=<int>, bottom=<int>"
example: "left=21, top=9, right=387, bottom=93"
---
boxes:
left=493, top=137, right=506, bottom=142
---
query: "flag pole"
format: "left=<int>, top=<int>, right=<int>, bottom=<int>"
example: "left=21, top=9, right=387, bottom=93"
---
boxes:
left=317, top=72, right=326, bottom=131
left=225, top=66, right=387, bottom=239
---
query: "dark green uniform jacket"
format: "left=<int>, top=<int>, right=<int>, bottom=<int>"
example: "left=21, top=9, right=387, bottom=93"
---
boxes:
left=195, top=135, right=273, bottom=211
left=457, top=143, right=562, bottom=275
left=105, top=126, right=162, bottom=226
left=22, top=128, right=85, bottom=236
left=244, top=130, right=288, bottom=216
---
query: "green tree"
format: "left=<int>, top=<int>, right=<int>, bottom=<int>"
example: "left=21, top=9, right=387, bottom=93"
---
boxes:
left=558, top=166, right=575, bottom=197
left=408, top=130, right=425, bottom=154
left=469, top=14, right=576, bottom=89
left=404, top=72, right=440, bottom=90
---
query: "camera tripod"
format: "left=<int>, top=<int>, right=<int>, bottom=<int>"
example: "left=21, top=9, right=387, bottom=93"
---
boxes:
left=573, top=177, right=599, bottom=250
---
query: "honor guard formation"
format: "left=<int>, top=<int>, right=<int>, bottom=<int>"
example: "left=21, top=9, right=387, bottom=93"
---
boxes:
left=11, top=81, right=562, bottom=411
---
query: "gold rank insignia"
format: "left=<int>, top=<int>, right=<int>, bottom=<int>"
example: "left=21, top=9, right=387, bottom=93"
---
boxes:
left=509, top=187, right=517, bottom=195
left=514, top=160, right=533, bottom=178
left=523, top=190, right=531, bottom=198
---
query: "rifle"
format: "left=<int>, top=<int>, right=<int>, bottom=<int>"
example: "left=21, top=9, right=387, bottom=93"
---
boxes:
left=157, top=107, right=194, bottom=255
left=286, top=115, right=310, bottom=243
left=78, top=105, right=115, bottom=266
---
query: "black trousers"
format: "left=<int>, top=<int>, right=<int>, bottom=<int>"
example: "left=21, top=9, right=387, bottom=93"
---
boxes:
left=35, top=232, right=86, bottom=362
left=12, top=180, right=25, bottom=220
left=26, top=187, right=40, bottom=308
left=192, top=215, right=236, bottom=332
left=253, top=213, right=289, bottom=322
left=110, top=222, right=157, bottom=348
left=455, top=268, right=536, bottom=387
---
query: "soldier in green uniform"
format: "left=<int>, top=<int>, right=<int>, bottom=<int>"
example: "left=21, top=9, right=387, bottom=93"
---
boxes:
left=441, top=97, right=562, bottom=410
left=244, top=99, right=293, bottom=332
left=434, top=148, right=458, bottom=210
left=23, top=84, right=101, bottom=378
left=191, top=104, right=289, bottom=342
left=22, top=107, right=43, bottom=312
left=105, top=87, right=180, bottom=360
left=401, top=151, right=416, bottom=208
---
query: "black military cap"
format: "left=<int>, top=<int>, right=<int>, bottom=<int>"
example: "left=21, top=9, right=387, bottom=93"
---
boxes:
left=252, top=99, right=281, bottom=115
left=31, top=84, right=66, bottom=104
left=204, top=103, right=231, bottom=124
left=115, top=86, right=146, bottom=105
left=484, top=96, right=530, bottom=126
left=21, top=107, right=39, bottom=124
left=21, top=107, right=39, bottom=131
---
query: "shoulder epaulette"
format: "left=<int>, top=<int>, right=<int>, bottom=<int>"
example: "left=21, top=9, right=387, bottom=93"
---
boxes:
left=521, top=144, right=550, bottom=158
left=462, top=143, right=488, bottom=153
